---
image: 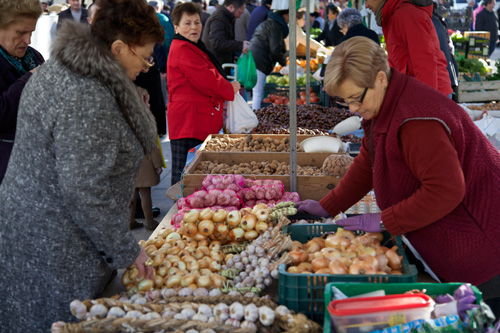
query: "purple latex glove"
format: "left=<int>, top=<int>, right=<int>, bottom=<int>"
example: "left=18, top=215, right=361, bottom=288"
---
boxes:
left=436, top=294, right=455, bottom=304
left=295, top=200, right=330, bottom=217
left=454, top=284, right=479, bottom=319
left=336, top=213, right=383, bottom=232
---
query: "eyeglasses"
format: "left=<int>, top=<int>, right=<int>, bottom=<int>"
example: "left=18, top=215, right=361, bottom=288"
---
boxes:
left=335, top=87, right=368, bottom=108
left=130, top=47, right=155, bottom=68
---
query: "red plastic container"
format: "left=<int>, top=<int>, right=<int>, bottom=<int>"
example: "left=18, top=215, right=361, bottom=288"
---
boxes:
left=328, top=294, right=434, bottom=333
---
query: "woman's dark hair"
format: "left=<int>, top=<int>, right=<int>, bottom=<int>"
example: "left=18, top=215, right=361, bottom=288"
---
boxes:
left=297, top=9, right=306, bottom=20
left=171, top=2, right=202, bottom=26
left=327, top=4, right=341, bottom=16
left=91, top=0, right=164, bottom=47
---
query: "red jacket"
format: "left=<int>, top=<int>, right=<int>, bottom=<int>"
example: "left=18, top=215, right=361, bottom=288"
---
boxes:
left=382, top=0, right=452, bottom=96
left=321, top=70, right=500, bottom=285
left=167, top=39, right=234, bottom=141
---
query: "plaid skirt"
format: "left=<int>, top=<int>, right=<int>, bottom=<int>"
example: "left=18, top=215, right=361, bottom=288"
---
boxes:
left=170, top=138, right=203, bottom=185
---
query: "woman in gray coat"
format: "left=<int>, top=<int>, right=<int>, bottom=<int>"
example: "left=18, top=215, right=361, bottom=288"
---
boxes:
left=0, top=0, right=164, bottom=330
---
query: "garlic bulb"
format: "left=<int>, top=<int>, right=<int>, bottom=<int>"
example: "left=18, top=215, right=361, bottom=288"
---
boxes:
left=258, top=306, right=275, bottom=326
left=125, top=310, right=143, bottom=318
left=244, top=303, right=259, bottom=322
left=89, top=304, right=107, bottom=319
left=185, top=330, right=199, bottom=333
left=275, top=305, right=291, bottom=316
left=181, top=308, right=196, bottom=320
left=208, top=289, right=222, bottom=297
left=140, top=312, right=160, bottom=320
left=106, top=307, right=125, bottom=318
left=240, top=320, right=258, bottom=332
left=224, top=318, right=241, bottom=328
left=197, top=304, right=212, bottom=317
left=193, top=288, right=209, bottom=297
left=70, top=300, right=87, bottom=320
left=213, top=303, right=229, bottom=321
left=178, top=287, right=192, bottom=297
left=200, top=329, right=216, bottom=333
left=162, top=310, right=176, bottom=319
left=174, top=313, right=188, bottom=320
left=161, top=288, right=177, bottom=299
left=192, top=313, right=208, bottom=322
left=229, top=302, right=244, bottom=320
left=133, top=296, right=147, bottom=305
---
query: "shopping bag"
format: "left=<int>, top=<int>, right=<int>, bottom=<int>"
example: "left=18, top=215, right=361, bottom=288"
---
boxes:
left=225, top=93, right=259, bottom=134
left=237, top=50, right=257, bottom=89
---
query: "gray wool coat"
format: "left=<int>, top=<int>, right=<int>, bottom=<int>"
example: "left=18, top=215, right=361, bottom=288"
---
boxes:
left=0, top=22, right=158, bottom=331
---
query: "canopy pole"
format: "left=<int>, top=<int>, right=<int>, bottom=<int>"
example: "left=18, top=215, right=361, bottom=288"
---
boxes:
left=305, top=0, right=311, bottom=106
left=289, top=0, right=297, bottom=192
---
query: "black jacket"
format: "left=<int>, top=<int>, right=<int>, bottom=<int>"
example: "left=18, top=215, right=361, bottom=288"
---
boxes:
left=202, top=6, right=243, bottom=66
left=249, top=13, right=288, bottom=75
left=316, top=19, right=343, bottom=47
left=56, top=8, right=88, bottom=30
left=475, top=8, right=499, bottom=56
left=341, top=24, right=380, bottom=45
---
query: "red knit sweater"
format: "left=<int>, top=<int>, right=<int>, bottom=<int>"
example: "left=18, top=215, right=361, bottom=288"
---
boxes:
left=320, top=69, right=500, bottom=285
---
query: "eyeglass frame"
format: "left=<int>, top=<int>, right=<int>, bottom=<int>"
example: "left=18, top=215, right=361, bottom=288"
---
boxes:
left=129, top=47, right=155, bottom=68
left=335, top=87, right=368, bottom=108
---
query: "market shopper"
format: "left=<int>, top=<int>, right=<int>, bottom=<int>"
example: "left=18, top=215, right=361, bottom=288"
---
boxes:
left=337, top=8, right=379, bottom=44
left=250, top=9, right=289, bottom=110
left=167, top=2, right=239, bottom=185
left=315, top=4, right=344, bottom=47
left=285, top=9, right=328, bottom=55
left=0, top=0, right=164, bottom=330
left=0, top=0, right=45, bottom=185
left=296, top=37, right=500, bottom=317
left=475, top=0, right=499, bottom=57
left=364, top=0, right=452, bottom=96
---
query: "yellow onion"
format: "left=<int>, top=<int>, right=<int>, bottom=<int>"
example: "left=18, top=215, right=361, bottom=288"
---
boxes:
left=251, top=203, right=268, bottom=214
left=145, top=239, right=155, bottom=246
left=208, top=259, right=221, bottom=272
left=167, top=246, right=181, bottom=256
left=213, top=224, right=229, bottom=240
left=255, top=208, right=270, bottom=222
left=166, top=275, right=182, bottom=288
left=138, top=279, right=154, bottom=292
left=311, top=258, right=329, bottom=272
left=174, top=240, right=186, bottom=250
left=198, top=239, right=209, bottom=247
left=157, top=266, right=168, bottom=277
left=138, top=240, right=147, bottom=247
left=210, top=250, right=224, bottom=262
left=121, top=270, right=131, bottom=285
left=210, top=273, right=224, bottom=288
left=198, top=246, right=210, bottom=257
left=153, top=275, right=164, bottom=288
left=167, top=267, right=179, bottom=276
left=158, top=227, right=174, bottom=239
left=192, top=248, right=204, bottom=260
left=229, top=227, right=245, bottom=241
left=198, top=257, right=210, bottom=269
left=166, top=232, right=181, bottom=242
left=288, top=250, right=309, bottom=265
left=152, top=252, right=165, bottom=267
left=239, top=207, right=252, bottom=217
left=197, top=275, right=212, bottom=288
left=297, top=262, right=314, bottom=273
left=208, top=241, right=221, bottom=251
left=287, top=266, right=302, bottom=274
left=183, top=209, right=199, bottom=223
left=181, top=273, right=197, bottom=287
left=226, top=210, right=241, bottom=227
left=255, top=221, right=268, bottom=234
left=212, top=209, right=228, bottom=223
left=188, top=283, right=198, bottom=290
left=240, top=214, right=257, bottom=231
left=200, top=268, right=212, bottom=276
left=193, top=233, right=207, bottom=242
left=304, top=240, right=321, bottom=254
left=176, top=261, right=187, bottom=271
left=153, top=237, right=165, bottom=248
left=184, top=223, right=198, bottom=237
left=199, top=207, right=214, bottom=220
left=244, top=230, right=259, bottom=240
left=198, top=219, right=215, bottom=236
left=129, top=267, right=140, bottom=281
left=145, top=245, right=158, bottom=256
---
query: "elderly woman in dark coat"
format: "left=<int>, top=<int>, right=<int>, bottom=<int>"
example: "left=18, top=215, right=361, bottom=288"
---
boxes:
left=0, top=0, right=44, bottom=184
left=0, top=0, right=164, bottom=330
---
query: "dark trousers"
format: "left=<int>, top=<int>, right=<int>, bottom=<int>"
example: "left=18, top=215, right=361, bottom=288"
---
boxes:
left=478, top=274, right=500, bottom=319
left=170, top=138, right=203, bottom=185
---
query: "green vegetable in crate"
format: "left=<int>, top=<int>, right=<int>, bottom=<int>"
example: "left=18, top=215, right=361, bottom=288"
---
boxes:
left=451, top=31, right=469, bottom=43
left=458, top=58, right=490, bottom=76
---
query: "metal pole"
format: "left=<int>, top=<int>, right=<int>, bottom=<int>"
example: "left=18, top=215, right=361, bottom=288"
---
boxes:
left=305, top=0, right=311, bottom=106
left=289, top=0, right=297, bottom=193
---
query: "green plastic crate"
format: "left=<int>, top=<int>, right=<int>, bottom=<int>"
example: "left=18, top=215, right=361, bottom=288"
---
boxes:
left=323, top=282, right=483, bottom=333
left=278, top=224, right=418, bottom=324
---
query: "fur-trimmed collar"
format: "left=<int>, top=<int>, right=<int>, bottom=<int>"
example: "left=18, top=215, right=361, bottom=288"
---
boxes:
left=51, top=21, right=157, bottom=155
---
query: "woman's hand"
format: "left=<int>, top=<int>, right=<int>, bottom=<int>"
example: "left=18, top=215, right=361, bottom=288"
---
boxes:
left=231, top=81, right=241, bottom=94
left=133, top=247, right=153, bottom=280
left=156, top=167, right=163, bottom=175
left=30, top=66, right=40, bottom=73
left=295, top=199, right=330, bottom=217
left=137, top=87, right=150, bottom=109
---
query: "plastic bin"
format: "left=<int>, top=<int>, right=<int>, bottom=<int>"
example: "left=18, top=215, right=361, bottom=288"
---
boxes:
left=323, top=282, right=483, bottom=333
left=278, top=224, right=418, bottom=324
left=328, top=293, right=434, bottom=333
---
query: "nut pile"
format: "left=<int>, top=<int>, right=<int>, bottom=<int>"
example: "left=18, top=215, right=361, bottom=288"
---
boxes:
left=252, top=105, right=352, bottom=135
left=193, top=160, right=322, bottom=176
left=322, top=154, right=354, bottom=177
left=203, top=135, right=303, bottom=152
left=466, top=102, right=500, bottom=111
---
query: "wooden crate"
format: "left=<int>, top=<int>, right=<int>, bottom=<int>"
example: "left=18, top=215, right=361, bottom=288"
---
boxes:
left=199, top=133, right=328, bottom=152
left=182, top=151, right=342, bottom=201
left=457, top=80, right=500, bottom=103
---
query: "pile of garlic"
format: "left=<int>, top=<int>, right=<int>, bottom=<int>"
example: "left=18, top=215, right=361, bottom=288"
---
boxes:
left=62, top=295, right=294, bottom=332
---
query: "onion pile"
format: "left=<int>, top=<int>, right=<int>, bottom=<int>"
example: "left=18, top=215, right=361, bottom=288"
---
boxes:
left=286, top=228, right=403, bottom=275
left=202, top=174, right=246, bottom=192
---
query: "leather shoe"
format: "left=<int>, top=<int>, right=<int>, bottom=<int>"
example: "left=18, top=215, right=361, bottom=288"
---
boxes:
left=152, top=206, right=161, bottom=217
left=129, top=220, right=144, bottom=230
left=144, top=219, right=159, bottom=231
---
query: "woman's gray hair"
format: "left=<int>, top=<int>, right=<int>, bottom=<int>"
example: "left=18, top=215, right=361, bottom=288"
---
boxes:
left=337, top=8, right=363, bottom=29
left=0, top=0, right=42, bottom=30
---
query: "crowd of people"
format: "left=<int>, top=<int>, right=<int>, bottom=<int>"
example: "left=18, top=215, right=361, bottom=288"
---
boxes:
left=0, top=0, right=499, bottom=330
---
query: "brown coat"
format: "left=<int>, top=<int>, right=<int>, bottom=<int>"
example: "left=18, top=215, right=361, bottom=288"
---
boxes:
left=136, top=145, right=164, bottom=188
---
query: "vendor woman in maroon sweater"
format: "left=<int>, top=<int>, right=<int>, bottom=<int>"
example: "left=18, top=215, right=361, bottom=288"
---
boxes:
left=297, top=36, right=500, bottom=316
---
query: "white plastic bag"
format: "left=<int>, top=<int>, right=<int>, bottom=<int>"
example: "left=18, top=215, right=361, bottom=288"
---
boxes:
left=226, top=93, right=258, bottom=134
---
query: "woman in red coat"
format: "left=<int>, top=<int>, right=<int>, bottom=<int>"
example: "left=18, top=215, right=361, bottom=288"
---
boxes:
left=297, top=37, right=500, bottom=317
left=167, top=2, right=240, bottom=185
